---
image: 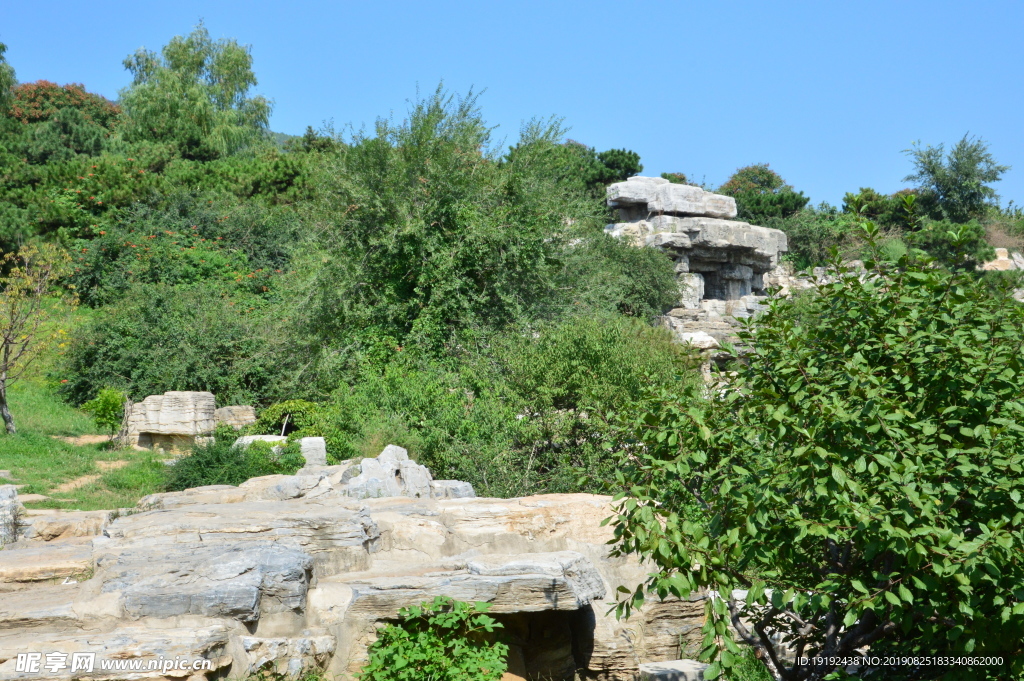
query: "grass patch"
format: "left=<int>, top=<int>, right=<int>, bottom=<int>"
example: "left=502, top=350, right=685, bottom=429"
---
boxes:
left=0, top=380, right=165, bottom=511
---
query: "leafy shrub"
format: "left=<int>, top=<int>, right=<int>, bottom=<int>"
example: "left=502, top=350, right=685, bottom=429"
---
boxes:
left=762, top=205, right=863, bottom=269
left=8, top=80, right=121, bottom=128
left=165, top=426, right=304, bottom=491
left=80, top=388, right=125, bottom=437
left=358, top=596, right=508, bottom=681
left=559, top=232, right=679, bottom=318
left=718, top=163, right=809, bottom=223
left=55, top=283, right=279, bottom=406
left=316, top=313, right=698, bottom=497
left=608, top=224, right=1024, bottom=679
left=905, top=219, right=994, bottom=270
left=68, top=194, right=296, bottom=306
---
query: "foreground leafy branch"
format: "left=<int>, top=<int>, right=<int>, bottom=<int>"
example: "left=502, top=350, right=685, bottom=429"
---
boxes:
left=608, top=225, right=1024, bottom=680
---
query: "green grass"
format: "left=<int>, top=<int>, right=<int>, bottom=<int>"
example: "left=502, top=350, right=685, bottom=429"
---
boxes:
left=0, top=380, right=166, bottom=511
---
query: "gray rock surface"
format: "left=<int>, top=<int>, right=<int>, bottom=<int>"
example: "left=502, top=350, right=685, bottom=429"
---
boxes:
left=298, top=437, right=328, bottom=466
left=607, top=176, right=737, bottom=219
left=126, top=391, right=217, bottom=449
left=214, top=405, right=257, bottom=429
left=0, top=452, right=703, bottom=680
left=639, top=659, right=709, bottom=681
left=0, top=486, right=20, bottom=547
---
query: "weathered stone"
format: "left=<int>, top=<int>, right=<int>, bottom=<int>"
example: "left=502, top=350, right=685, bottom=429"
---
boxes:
left=981, top=247, right=1019, bottom=271
left=639, top=659, right=708, bottom=681
left=215, top=405, right=258, bottom=429
left=607, top=176, right=737, bottom=220
left=0, top=462, right=704, bottom=681
left=0, top=624, right=232, bottom=680
left=0, top=542, right=93, bottom=583
left=239, top=632, right=336, bottom=677
left=126, top=391, right=216, bottom=449
left=18, top=509, right=111, bottom=542
left=339, top=446, right=435, bottom=500
left=298, top=437, right=328, bottom=466
left=0, top=486, right=21, bottom=546
left=429, top=480, right=476, bottom=499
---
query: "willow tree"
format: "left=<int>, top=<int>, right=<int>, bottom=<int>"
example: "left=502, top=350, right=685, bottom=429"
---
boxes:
left=118, top=23, right=271, bottom=160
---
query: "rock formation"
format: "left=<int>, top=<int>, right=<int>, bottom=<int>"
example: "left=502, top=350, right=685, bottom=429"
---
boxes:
left=213, top=406, right=257, bottom=430
left=125, top=391, right=217, bottom=449
left=126, top=393, right=259, bottom=450
left=0, top=446, right=705, bottom=680
left=605, top=177, right=788, bottom=350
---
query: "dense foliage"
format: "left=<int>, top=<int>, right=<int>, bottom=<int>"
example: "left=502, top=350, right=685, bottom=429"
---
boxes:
left=608, top=226, right=1024, bottom=680
left=904, top=135, right=1009, bottom=223
left=164, top=428, right=305, bottom=490
left=719, top=163, right=809, bottom=223
left=358, top=596, right=508, bottom=681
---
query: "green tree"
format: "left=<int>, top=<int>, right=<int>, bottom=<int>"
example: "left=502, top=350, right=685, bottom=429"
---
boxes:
left=0, top=244, right=76, bottom=434
left=118, top=23, right=271, bottom=160
left=81, top=387, right=126, bottom=438
left=608, top=225, right=1024, bottom=680
left=719, top=164, right=808, bottom=223
left=904, top=134, right=1010, bottom=223
left=0, top=42, right=17, bottom=113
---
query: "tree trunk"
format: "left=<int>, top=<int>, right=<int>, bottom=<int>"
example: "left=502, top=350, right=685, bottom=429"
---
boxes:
left=0, top=382, right=16, bottom=434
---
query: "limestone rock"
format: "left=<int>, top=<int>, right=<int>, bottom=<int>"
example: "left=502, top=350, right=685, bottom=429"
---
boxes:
left=337, top=446, right=436, bottom=500
left=639, top=659, right=709, bottom=681
left=298, top=437, right=328, bottom=466
left=0, top=468, right=702, bottom=681
left=215, top=405, right=257, bottom=429
left=981, top=247, right=1021, bottom=271
left=607, top=176, right=737, bottom=220
left=0, top=542, right=93, bottom=583
left=0, top=486, right=21, bottom=547
left=126, top=391, right=216, bottom=449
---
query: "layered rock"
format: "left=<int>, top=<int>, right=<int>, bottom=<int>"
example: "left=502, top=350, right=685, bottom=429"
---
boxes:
left=605, top=176, right=788, bottom=351
left=214, top=406, right=258, bottom=430
left=125, top=391, right=217, bottom=449
left=0, top=447, right=705, bottom=681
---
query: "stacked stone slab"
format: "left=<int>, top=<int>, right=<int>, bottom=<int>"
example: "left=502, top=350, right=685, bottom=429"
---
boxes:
left=125, top=391, right=217, bottom=449
left=605, top=177, right=788, bottom=349
left=126, top=392, right=258, bottom=449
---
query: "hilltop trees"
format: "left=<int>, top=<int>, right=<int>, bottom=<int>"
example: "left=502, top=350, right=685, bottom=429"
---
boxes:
left=0, top=42, right=17, bottom=112
left=904, top=134, right=1009, bottom=223
left=718, top=163, right=808, bottom=223
left=118, top=22, right=271, bottom=160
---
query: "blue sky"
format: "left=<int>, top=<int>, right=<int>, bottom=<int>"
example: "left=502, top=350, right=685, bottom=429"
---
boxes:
left=3, top=0, right=1022, bottom=207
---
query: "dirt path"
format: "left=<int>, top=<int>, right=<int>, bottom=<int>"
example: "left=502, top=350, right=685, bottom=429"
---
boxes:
left=51, top=434, right=110, bottom=446
left=50, top=461, right=130, bottom=493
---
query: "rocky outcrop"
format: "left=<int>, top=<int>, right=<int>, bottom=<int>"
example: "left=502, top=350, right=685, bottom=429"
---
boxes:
left=214, top=406, right=257, bottom=430
left=605, top=177, right=787, bottom=352
left=126, top=391, right=217, bottom=450
left=980, top=247, right=1024, bottom=272
left=0, top=447, right=705, bottom=681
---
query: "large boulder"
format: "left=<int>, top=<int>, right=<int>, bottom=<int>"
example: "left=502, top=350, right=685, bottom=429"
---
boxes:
left=126, top=391, right=216, bottom=450
left=607, top=176, right=737, bottom=220
left=214, top=406, right=257, bottom=429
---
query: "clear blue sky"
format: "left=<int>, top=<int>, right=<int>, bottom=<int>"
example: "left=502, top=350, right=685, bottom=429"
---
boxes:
left=3, top=0, right=1023, bottom=207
